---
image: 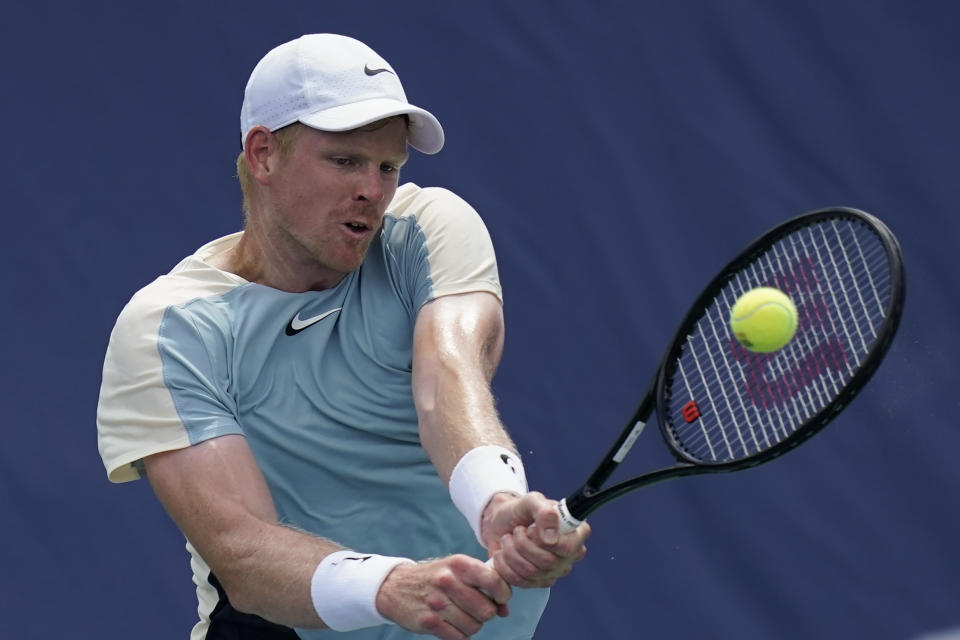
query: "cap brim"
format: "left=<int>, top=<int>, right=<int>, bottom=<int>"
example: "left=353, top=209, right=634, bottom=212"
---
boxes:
left=298, top=98, right=445, bottom=154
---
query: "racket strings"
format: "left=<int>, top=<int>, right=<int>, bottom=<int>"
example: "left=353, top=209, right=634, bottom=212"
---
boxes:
left=665, top=217, right=893, bottom=463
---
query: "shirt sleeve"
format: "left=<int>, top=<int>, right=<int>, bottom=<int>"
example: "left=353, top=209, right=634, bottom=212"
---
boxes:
left=97, top=275, right=243, bottom=483
left=386, top=184, right=503, bottom=312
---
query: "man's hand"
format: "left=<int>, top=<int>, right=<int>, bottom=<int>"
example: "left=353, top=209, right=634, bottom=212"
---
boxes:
left=375, top=555, right=512, bottom=640
left=481, top=492, right=590, bottom=588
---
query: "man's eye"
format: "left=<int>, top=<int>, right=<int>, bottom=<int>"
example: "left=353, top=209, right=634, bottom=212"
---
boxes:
left=381, top=164, right=398, bottom=174
left=333, top=157, right=353, bottom=166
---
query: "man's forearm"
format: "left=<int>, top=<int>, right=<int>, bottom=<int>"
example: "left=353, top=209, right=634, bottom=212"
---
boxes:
left=145, top=438, right=334, bottom=629
left=411, top=292, right=516, bottom=483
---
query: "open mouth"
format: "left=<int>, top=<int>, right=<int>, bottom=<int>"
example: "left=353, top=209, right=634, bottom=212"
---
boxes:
left=344, top=222, right=370, bottom=235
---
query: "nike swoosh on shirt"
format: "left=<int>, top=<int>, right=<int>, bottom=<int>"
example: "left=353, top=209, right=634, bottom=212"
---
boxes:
left=285, top=307, right=342, bottom=336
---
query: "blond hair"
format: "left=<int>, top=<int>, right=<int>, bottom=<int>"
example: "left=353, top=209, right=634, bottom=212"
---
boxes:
left=235, top=123, right=304, bottom=215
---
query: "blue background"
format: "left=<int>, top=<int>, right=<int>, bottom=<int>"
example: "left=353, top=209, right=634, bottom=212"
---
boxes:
left=2, top=2, right=958, bottom=638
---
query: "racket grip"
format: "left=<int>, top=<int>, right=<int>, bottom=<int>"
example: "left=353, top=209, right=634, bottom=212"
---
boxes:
left=482, top=499, right=583, bottom=569
left=556, top=498, right=582, bottom=534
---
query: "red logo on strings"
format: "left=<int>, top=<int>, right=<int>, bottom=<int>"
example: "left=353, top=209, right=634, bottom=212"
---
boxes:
left=681, top=400, right=700, bottom=422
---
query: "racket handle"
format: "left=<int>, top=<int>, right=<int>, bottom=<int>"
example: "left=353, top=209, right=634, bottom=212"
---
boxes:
left=556, top=498, right=582, bottom=534
left=482, top=498, right=583, bottom=569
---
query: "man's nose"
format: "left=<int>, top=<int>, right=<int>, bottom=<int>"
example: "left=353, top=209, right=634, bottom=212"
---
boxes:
left=354, top=166, right=385, bottom=203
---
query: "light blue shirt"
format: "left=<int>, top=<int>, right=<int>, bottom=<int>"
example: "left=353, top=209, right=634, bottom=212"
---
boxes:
left=98, top=184, right=548, bottom=639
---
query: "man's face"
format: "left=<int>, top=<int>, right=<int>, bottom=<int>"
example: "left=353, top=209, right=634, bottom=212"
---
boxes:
left=265, top=118, right=409, bottom=283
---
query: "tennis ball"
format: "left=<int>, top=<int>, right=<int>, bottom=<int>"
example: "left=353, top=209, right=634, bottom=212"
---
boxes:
left=729, top=287, right=798, bottom=353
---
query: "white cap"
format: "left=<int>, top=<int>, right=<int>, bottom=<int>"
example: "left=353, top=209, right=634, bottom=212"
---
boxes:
left=240, top=34, right=444, bottom=154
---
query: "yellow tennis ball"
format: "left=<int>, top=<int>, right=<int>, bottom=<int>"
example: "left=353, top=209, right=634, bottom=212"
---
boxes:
left=729, top=287, right=798, bottom=353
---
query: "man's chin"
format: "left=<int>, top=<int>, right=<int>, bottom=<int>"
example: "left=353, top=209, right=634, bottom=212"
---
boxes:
left=323, top=250, right=370, bottom=276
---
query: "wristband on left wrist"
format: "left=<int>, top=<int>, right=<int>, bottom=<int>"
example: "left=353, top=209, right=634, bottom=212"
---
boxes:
left=449, top=444, right=528, bottom=547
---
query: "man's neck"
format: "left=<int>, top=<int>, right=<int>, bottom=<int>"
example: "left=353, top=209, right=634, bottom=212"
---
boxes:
left=208, top=230, right=345, bottom=293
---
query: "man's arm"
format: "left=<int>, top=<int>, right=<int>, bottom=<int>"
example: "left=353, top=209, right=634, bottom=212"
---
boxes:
left=412, top=291, right=590, bottom=587
left=412, top=291, right=512, bottom=477
left=144, top=435, right=331, bottom=626
left=144, top=434, right=512, bottom=639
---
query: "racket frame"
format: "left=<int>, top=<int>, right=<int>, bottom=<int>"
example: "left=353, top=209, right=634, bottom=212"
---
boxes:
left=563, top=207, right=905, bottom=524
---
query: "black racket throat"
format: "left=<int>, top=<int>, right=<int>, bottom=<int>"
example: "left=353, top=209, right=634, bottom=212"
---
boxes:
left=564, top=208, right=905, bottom=524
left=564, top=376, right=723, bottom=522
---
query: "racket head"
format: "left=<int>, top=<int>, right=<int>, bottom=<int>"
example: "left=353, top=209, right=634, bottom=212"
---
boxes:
left=655, top=207, right=905, bottom=470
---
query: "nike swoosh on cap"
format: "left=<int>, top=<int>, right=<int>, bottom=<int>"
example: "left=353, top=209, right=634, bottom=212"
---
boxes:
left=285, top=307, right=342, bottom=336
left=364, top=64, right=394, bottom=76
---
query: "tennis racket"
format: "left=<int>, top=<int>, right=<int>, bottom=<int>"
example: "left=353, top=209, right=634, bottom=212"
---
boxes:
left=556, top=207, right=905, bottom=532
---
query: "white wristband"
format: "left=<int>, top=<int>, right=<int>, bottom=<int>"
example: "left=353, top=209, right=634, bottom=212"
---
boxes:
left=449, top=445, right=528, bottom=547
left=310, top=550, right=414, bottom=631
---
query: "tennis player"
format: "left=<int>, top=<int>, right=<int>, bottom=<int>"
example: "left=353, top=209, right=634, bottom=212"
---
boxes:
left=96, top=34, right=589, bottom=639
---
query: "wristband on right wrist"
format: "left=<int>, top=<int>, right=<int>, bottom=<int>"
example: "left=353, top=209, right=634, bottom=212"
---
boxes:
left=310, top=550, right=414, bottom=631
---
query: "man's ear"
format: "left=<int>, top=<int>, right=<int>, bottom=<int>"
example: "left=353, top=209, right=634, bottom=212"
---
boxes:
left=244, top=126, right=277, bottom=186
